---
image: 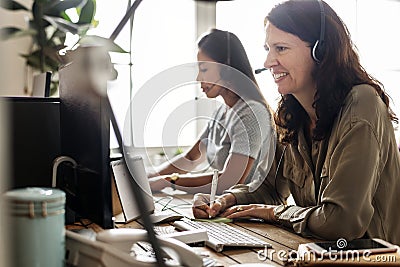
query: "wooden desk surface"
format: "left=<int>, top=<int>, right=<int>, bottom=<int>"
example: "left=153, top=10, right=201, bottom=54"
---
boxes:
left=67, top=193, right=400, bottom=266
left=116, top=193, right=315, bottom=266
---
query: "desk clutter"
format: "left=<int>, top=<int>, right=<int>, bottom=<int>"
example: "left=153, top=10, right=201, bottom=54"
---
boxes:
left=65, top=228, right=206, bottom=267
left=4, top=185, right=400, bottom=267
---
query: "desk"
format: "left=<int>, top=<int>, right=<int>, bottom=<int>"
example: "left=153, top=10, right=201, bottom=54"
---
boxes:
left=68, top=193, right=314, bottom=266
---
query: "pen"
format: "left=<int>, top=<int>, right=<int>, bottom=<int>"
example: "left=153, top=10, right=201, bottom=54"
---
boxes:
left=209, top=169, right=219, bottom=218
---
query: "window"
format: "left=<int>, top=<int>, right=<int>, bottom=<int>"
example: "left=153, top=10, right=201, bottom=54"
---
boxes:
left=84, top=0, right=197, bottom=148
left=72, top=0, right=400, bottom=149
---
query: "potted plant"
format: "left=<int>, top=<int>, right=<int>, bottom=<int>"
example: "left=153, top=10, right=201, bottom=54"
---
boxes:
left=0, top=0, right=125, bottom=95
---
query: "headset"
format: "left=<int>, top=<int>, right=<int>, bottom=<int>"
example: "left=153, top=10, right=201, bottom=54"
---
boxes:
left=256, top=0, right=326, bottom=74
left=312, top=0, right=326, bottom=63
left=226, top=30, right=231, bottom=65
left=219, top=30, right=231, bottom=80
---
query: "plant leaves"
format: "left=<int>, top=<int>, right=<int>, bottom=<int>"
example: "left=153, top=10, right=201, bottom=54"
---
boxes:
left=22, top=50, right=61, bottom=71
left=43, top=46, right=65, bottom=65
left=21, top=52, right=42, bottom=70
left=78, top=35, right=128, bottom=53
left=44, top=0, right=87, bottom=16
left=77, top=0, right=95, bottom=25
left=0, top=0, right=29, bottom=11
left=0, top=27, right=36, bottom=41
left=60, top=11, right=73, bottom=23
left=43, top=15, right=80, bottom=35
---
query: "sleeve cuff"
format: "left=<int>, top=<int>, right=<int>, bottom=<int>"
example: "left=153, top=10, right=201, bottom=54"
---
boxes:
left=223, top=184, right=251, bottom=205
left=275, top=205, right=318, bottom=235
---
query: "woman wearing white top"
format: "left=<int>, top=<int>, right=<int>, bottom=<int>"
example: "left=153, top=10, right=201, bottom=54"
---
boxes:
left=149, top=29, right=276, bottom=194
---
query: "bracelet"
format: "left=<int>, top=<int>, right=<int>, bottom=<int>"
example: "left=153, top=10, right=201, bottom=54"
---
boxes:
left=170, top=173, right=180, bottom=190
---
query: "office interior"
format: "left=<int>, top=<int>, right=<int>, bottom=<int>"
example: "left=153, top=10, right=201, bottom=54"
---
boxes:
left=0, top=0, right=400, bottom=266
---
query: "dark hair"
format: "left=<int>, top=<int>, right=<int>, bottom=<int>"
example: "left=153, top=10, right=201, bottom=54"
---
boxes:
left=266, top=0, right=397, bottom=143
left=197, top=29, right=269, bottom=107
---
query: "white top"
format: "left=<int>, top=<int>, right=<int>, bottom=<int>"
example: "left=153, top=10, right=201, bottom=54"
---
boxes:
left=199, top=99, right=276, bottom=191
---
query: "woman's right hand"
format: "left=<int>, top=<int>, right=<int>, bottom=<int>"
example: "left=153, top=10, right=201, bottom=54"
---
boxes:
left=149, top=175, right=170, bottom=192
left=192, top=193, right=236, bottom=219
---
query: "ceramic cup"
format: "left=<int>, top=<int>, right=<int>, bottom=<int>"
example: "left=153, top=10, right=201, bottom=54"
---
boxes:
left=4, top=187, right=66, bottom=267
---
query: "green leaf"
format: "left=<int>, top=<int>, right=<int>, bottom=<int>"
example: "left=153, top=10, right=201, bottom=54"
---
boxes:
left=0, top=0, right=29, bottom=11
left=45, top=0, right=87, bottom=16
left=43, top=15, right=80, bottom=35
left=77, top=0, right=95, bottom=25
left=22, top=50, right=61, bottom=72
left=0, top=27, right=36, bottom=41
left=42, top=47, right=63, bottom=68
left=60, top=11, right=73, bottom=23
left=21, top=53, right=41, bottom=70
left=79, top=35, right=128, bottom=53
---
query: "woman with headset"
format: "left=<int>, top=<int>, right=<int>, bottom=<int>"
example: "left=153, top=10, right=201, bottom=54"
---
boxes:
left=193, top=0, right=400, bottom=245
left=149, top=29, right=276, bottom=194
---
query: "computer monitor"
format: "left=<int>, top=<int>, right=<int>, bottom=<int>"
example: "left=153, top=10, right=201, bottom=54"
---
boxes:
left=5, top=97, right=61, bottom=189
left=58, top=59, right=114, bottom=229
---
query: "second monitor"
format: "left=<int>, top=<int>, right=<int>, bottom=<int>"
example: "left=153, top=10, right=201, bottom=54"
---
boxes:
left=59, top=58, right=113, bottom=229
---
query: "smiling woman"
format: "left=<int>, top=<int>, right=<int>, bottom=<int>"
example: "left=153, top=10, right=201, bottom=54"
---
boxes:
left=264, top=22, right=316, bottom=100
left=194, top=0, right=400, bottom=246
left=217, top=0, right=400, bottom=127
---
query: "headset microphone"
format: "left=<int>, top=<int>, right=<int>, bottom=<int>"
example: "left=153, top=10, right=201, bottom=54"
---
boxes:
left=207, top=78, right=222, bottom=90
left=255, top=68, right=268, bottom=74
left=196, top=77, right=222, bottom=100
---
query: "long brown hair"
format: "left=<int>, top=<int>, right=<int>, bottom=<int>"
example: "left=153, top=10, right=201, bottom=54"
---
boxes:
left=266, top=0, right=397, bottom=144
left=197, top=28, right=269, bottom=108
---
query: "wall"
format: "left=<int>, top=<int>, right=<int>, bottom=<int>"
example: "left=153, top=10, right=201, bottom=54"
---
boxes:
left=0, top=0, right=32, bottom=96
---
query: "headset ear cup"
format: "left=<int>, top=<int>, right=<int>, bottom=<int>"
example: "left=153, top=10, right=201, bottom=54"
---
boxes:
left=313, top=0, right=325, bottom=63
left=312, top=40, right=324, bottom=63
left=312, top=40, right=320, bottom=63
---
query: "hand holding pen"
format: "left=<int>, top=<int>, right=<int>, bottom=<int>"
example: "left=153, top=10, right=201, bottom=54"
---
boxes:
left=209, top=169, right=219, bottom=218
left=192, top=192, right=238, bottom=219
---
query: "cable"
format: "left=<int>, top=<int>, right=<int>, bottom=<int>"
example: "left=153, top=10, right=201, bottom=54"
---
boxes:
left=51, top=156, right=77, bottom=188
left=104, top=96, right=166, bottom=267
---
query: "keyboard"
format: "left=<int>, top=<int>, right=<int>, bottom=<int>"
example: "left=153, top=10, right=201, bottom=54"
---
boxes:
left=173, top=218, right=272, bottom=252
left=154, top=225, right=208, bottom=244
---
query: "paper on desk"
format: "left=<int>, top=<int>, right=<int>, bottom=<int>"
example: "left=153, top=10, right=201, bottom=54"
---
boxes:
left=161, top=187, right=187, bottom=195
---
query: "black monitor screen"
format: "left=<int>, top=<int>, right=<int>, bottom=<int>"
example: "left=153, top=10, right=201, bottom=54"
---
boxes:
left=6, top=97, right=61, bottom=189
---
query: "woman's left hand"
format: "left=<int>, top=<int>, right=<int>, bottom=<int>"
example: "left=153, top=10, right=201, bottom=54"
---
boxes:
left=220, top=204, right=277, bottom=222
